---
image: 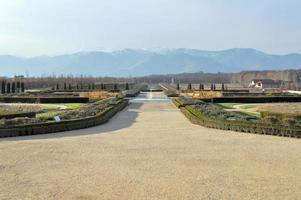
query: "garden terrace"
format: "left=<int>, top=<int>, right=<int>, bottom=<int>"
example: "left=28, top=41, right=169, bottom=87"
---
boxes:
left=0, top=98, right=128, bottom=138
left=173, top=97, right=301, bottom=138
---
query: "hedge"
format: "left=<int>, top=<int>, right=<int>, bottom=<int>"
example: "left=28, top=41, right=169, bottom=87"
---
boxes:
left=208, top=96, right=301, bottom=103
left=0, top=99, right=128, bottom=138
left=0, top=112, right=36, bottom=119
left=0, top=96, right=89, bottom=103
left=174, top=99, right=301, bottom=138
left=260, top=111, right=301, bottom=121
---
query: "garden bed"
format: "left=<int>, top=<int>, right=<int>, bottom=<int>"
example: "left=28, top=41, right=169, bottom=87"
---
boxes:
left=0, top=98, right=128, bottom=138
left=173, top=97, right=301, bottom=138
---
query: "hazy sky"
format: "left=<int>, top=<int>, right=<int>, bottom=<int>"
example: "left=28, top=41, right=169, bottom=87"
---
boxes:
left=0, top=0, right=300, bottom=56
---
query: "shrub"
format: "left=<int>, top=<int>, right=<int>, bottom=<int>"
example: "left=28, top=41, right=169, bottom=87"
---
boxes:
left=173, top=97, right=301, bottom=138
left=282, top=118, right=297, bottom=126
left=263, top=116, right=279, bottom=124
left=187, top=83, right=192, bottom=90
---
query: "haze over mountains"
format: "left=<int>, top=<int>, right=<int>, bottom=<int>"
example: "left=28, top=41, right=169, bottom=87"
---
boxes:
left=0, top=48, right=301, bottom=77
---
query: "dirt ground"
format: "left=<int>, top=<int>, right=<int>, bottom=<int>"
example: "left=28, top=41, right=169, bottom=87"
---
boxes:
left=0, top=92, right=301, bottom=200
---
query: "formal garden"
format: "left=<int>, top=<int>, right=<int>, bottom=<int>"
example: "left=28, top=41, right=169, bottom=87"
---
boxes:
left=174, top=96, right=301, bottom=138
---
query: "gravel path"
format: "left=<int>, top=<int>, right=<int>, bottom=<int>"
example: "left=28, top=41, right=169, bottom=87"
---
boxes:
left=0, top=92, right=301, bottom=199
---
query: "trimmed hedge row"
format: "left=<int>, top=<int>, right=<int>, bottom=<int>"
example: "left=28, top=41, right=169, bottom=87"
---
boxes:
left=260, top=111, right=301, bottom=121
left=174, top=99, right=301, bottom=138
left=207, top=96, right=301, bottom=103
left=0, top=99, right=128, bottom=138
left=0, top=96, right=89, bottom=103
left=0, top=112, right=36, bottom=119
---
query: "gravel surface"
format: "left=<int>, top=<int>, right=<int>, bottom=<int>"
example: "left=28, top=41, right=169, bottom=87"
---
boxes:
left=0, top=92, right=301, bottom=200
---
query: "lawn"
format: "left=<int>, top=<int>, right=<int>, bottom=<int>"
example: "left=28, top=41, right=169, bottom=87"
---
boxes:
left=36, top=111, right=66, bottom=120
left=40, top=103, right=86, bottom=110
left=217, top=103, right=241, bottom=109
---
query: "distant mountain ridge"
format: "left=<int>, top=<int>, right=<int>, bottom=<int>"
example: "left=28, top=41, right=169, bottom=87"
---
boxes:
left=0, top=48, right=301, bottom=77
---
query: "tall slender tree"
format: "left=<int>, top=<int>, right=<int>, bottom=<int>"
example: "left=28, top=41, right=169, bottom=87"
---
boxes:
left=221, top=83, right=225, bottom=91
left=1, top=81, right=5, bottom=94
left=21, top=82, right=25, bottom=92
left=6, top=82, right=11, bottom=93
left=12, top=82, right=16, bottom=93
left=187, top=83, right=192, bottom=90
left=17, top=81, right=21, bottom=92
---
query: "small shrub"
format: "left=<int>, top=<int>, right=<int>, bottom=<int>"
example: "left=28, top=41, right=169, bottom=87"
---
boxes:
left=263, top=116, right=279, bottom=124
left=282, top=117, right=297, bottom=126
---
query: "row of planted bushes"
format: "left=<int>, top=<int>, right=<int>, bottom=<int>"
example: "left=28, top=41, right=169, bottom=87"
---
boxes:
left=0, top=99, right=128, bottom=138
left=208, top=96, right=301, bottom=103
left=0, top=112, right=36, bottom=119
left=260, top=111, right=301, bottom=120
left=260, top=112, right=301, bottom=127
left=0, top=96, right=89, bottom=103
left=173, top=98, right=301, bottom=138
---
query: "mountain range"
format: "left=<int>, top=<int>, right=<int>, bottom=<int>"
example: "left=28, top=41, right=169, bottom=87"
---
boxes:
left=0, top=48, right=301, bottom=77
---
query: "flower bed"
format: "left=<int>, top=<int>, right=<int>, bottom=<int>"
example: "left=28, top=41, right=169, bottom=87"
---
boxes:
left=174, top=97, right=301, bottom=138
left=0, top=99, right=128, bottom=138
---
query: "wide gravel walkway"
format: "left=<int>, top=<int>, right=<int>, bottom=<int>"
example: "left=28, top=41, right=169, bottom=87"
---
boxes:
left=0, top=92, right=301, bottom=199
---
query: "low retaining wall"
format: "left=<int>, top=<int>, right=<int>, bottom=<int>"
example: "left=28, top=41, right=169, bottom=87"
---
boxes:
left=0, top=100, right=128, bottom=138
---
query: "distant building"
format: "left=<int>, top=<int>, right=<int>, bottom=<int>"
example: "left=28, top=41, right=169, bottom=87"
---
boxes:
left=249, top=79, right=282, bottom=89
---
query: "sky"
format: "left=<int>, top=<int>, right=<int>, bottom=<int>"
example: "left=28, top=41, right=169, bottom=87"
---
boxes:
left=0, top=0, right=300, bottom=57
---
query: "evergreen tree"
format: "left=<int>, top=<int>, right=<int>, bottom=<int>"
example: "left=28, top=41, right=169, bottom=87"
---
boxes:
left=176, top=83, right=180, bottom=90
left=56, top=84, right=59, bottom=90
left=6, top=82, right=11, bottom=93
left=17, top=82, right=21, bottom=92
left=199, top=83, right=202, bottom=90
left=125, top=83, right=129, bottom=90
left=187, top=83, right=192, bottom=90
left=21, top=82, right=25, bottom=92
left=64, top=82, right=67, bottom=90
left=12, top=82, right=16, bottom=93
left=1, top=81, right=5, bottom=94
left=210, top=84, right=214, bottom=91
left=114, top=83, right=118, bottom=90
left=221, top=83, right=225, bottom=91
left=68, top=83, right=72, bottom=90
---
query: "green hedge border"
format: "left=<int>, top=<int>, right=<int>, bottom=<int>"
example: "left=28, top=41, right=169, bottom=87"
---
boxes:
left=0, top=99, right=128, bottom=138
left=173, top=99, right=301, bottom=138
